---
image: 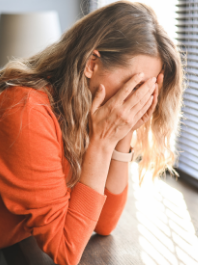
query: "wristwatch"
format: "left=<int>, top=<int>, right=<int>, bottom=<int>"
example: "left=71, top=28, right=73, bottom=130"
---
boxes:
left=111, top=146, right=134, bottom=162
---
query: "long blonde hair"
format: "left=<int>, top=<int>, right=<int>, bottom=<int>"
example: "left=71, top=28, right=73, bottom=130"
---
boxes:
left=0, top=1, right=184, bottom=187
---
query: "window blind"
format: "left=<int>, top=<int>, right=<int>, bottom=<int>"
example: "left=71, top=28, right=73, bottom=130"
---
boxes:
left=81, top=0, right=102, bottom=15
left=175, top=0, right=198, bottom=180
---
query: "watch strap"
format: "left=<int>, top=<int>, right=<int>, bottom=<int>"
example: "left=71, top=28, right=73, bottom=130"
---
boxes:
left=111, top=147, right=134, bottom=162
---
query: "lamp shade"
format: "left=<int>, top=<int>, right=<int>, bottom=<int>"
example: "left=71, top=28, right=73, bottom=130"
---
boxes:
left=0, top=11, right=61, bottom=68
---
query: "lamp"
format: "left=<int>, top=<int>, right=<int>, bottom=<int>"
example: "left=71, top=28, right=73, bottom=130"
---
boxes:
left=0, top=11, right=61, bottom=68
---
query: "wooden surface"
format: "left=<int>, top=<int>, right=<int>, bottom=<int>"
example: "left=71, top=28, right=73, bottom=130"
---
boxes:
left=0, top=236, right=57, bottom=265
left=1, top=166, right=198, bottom=265
left=79, top=166, right=198, bottom=265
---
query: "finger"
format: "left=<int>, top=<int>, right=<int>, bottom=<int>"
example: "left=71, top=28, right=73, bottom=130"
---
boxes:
left=151, top=83, right=158, bottom=99
left=91, top=84, right=106, bottom=114
left=157, top=72, right=164, bottom=91
left=133, top=95, right=154, bottom=124
left=139, top=88, right=157, bottom=123
left=157, top=73, right=163, bottom=84
left=125, top=76, right=156, bottom=111
left=147, top=84, right=158, bottom=116
left=109, top=72, right=145, bottom=104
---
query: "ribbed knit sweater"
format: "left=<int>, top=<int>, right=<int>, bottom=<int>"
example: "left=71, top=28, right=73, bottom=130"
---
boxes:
left=0, top=86, right=128, bottom=265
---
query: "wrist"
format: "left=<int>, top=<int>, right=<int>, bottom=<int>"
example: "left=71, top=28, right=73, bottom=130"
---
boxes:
left=115, top=130, right=134, bottom=152
left=89, top=136, right=115, bottom=155
left=80, top=138, right=114, bottom=194
left=112, top=147, right=134, bottom=162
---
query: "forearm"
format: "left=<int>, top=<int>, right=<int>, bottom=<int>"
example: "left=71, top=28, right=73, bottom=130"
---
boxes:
left=79, top=138, right=114, bottom=195
left=105, top=131, right=133, bottom=194
left=94, top=133, right=132, bottom=235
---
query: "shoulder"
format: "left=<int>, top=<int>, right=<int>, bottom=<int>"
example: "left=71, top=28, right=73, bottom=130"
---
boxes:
left=0, top=85, right=56, bottom=121
left=0, top=85, right=62, bottom=140
left=0, top=86, right=65, bottom=165
left=0, top=85, right=50, bottom=109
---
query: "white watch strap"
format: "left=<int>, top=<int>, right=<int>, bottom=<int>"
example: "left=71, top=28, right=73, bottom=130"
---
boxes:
left=111, top=147, right=134, bottom=162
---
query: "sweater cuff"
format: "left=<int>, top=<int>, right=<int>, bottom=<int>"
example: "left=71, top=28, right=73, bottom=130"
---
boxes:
left=69, top=182, right=107, bottom=221
left=104, top=182, right=128, bottom=202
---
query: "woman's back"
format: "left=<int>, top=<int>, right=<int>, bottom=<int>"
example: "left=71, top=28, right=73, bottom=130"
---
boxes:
left=0, top=86, right=69, bottom=248
left=0, top=86, right=128, bottom=264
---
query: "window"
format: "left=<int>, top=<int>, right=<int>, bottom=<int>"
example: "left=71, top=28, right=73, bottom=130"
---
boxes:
left=175, top=0, right=198, bottom=181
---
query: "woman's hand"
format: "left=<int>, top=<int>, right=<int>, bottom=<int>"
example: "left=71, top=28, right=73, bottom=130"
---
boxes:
left=130, top=72, right=164, bottom=131
left=114, top=72, right=164, bottom=152
left=89, top=72, right=157, bottom=152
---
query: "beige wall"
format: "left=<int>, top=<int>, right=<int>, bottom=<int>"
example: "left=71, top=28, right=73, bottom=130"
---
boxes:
left=0, top=0, right=81, bottom=33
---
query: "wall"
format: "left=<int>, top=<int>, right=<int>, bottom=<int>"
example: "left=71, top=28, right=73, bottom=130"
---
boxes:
left=106, top=0, right=177, bottom=43
left=0, top=0, right=81, bottom=33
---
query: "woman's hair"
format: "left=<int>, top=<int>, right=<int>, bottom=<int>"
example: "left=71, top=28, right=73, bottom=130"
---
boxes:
left=0, top=1, right=184, bottom=187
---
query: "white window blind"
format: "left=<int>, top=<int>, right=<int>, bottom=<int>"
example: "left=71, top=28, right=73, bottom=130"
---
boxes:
left=175, top=0, right=198, bottom=180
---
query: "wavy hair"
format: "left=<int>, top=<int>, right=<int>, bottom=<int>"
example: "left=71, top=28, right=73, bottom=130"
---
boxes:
left=0, top=1, right=184, bottom=187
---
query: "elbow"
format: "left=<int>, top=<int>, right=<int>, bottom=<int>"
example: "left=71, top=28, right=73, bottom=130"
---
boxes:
left=94, top=225, right=116, bottom=236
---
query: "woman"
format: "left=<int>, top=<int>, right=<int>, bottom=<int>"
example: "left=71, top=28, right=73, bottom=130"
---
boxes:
left=0, top=1, right=184, bottom=265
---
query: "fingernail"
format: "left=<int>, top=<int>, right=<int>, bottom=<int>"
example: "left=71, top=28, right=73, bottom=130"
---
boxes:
left=138, top=72, right=144, bottom=78
left=99, top=84, right=103, bottom=91
left=149, top=77, right=156, bottom=85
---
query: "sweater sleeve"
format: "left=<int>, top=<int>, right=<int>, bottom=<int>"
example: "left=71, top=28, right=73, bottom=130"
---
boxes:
left=0, top=101, right=106, bottom=265
left=94, top=182, right=128, bottom=235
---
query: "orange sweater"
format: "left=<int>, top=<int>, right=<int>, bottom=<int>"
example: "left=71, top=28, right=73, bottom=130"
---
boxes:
left=0, top=86, right=128, bottom=265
